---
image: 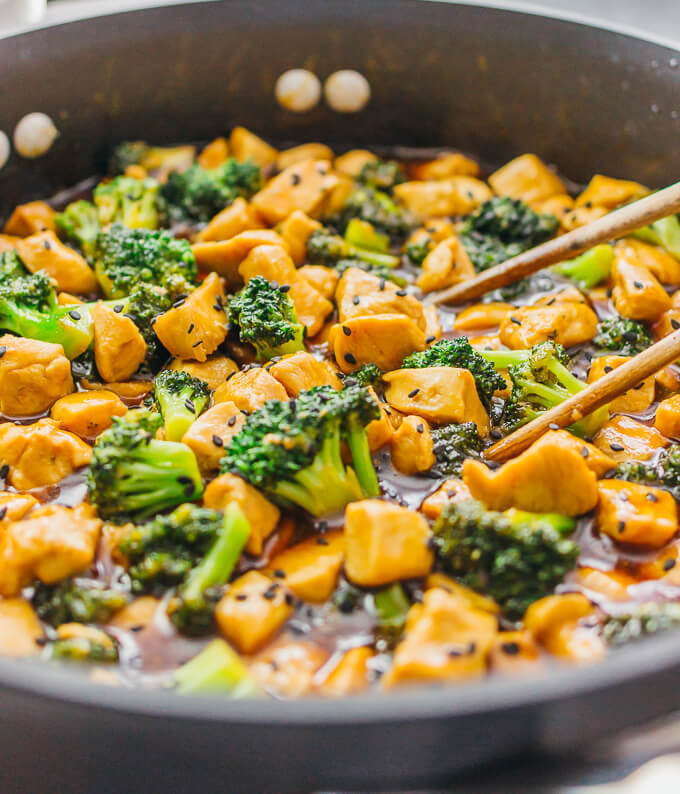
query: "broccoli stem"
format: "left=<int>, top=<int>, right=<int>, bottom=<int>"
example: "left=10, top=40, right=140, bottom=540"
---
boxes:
left=374, top=582, right=410, bottom=646
left=633, top=215, right=680, bottom=259
left=553, top=244, right=614, bottom=289
left=272, top=428, right=364, bottom=517
left=173, top=639, right=261, bottom=696
left=346, top=415, right=380, bottom=497
left=180, top=504, right=251, bottom=603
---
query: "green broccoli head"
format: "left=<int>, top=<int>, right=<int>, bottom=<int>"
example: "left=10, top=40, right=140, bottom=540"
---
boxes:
left=0, top=250, right=27, bottom=280
left=433, top=498, right=579, bottom=620
left=55, top=200, right=101, bottom=258
left=404, top=237, right=431, bottom=267
left=159, top=158, right=263, bottom=225
left=306, top=227, right=400, bottom=270
left=94, top=176, right=160, bottom=230
left=93, top=224, right=197, bottom=300
left=87, top=410, right=204, bottom=522
left=611, top=443, right=680, bottom=501
left=227, top=276, right=305, bottom=361
left=327, top=186, right=416, bottom=240
left=430, top=421, right=485, bottom=478
left=153, top=368, right=210, bottom=441
left=32, top=578, right=128, bottom=627
left=341, top=363, right=383, bottom=388
left=123, top=282, right=173, bottom=372
left=593, top=315, right=652, bottom=356
left=50, top=634, right=119, bottom=664
left=402, top=337, right=506, bottom=410
left=221, top=384, right=380, bottom=516
left=461, top=196, right=559, bottom=271
left=357, top=159, right=407, bottom=191
left=108, top=141, right=151, bottom=175
left=600, top=602, right=680, bottom=646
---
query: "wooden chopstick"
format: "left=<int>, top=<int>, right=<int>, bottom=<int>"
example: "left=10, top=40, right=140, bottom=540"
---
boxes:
left=484, top=328, right=680, bottom=463
left=425, top=181, right=680, bottom=306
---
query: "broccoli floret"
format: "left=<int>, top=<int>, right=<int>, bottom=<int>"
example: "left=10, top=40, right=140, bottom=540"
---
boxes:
left=404, top=237, right=431, bottom=266
left=169, top=503, right=251, bottom=636
left=55, top=200, right=101, bottom=257
left=402, top=337, right=506, bottom=410
left=600, top=602, right=680, bottom=646
left=87, top=410, right=204, bottom=522
left=152, top=369, right=210, bottom=442
left=50, top=634, right=119, bottom=664
left=478, top=342, right=608, bottom=437
left=341, top=363, right=383, bottom=388
left=593, top=315, right=652, bottom=356
left=374, top=583, right=410, bottom=649
left=633, top=214, right=680, bottom=260
left=221, top=384, right=380, bottom=517
left=108, top=141, right=152, bottom=175
left=93, top=224, right=197, bottom=300
left=327, top=187, right=416, bottom=240
left=0, top=250, right=27, bottom=279
left=94, top=176, right=160, bottom=230
left=433, top=498, right=579, bottom=619
left=227, top=276, right=305, bottom=361
left=430, top=421, right=485, bottom=477
left=611, top=443, right=680, bottom=500
left=553, top=244, right=614, bottom=289
left=118, top=503, right=224, bottom=593
left=306, top=227, right=399, bottom=270
left=357, top=159, right=406, bottom=191
left=160, top=158, right=262, bottom=225
left=108, top=141, right=195, bottom=178
left=32, top=578, right=128, bottom=627
left=0, top=270, right=93, bottom=359
left=461, top=197, right=559, bottom=271
left=123, top=282, right=173, bottom=372
left=173, top=638, right=261, bottom=696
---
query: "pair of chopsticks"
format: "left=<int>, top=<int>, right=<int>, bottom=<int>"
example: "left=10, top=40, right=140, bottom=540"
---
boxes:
left=425, top=182, right=680, bottom=463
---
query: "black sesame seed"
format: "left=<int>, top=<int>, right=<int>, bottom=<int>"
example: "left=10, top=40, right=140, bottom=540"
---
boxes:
left=646, top=492, right=659, bottom=502
left=664, top=558, right=676, bottom=571
left=672, top=319, right=680, bottom=330
left=184, top=484, right=195, bottom=497
left=291, top=173, right=301, bottom=186
left=610, top=443, right=625, bottom=451
left=0, top=507, right=7, bottom=521
left=316, top=537, right=329, bottom=546
left=227, top=415, right=237, bottom=427
left=604, top=366, right=613, bottom=373
left=379, top=279, right=386, bottom=291
left=425, top=335, right=435, bottom=344
left=177, top=475, right=192, bottom=484
left=68, top=309, right=81, bottom=321
left=212, top=434, right=223, bottom=447
left=235, top=593, right=248, bottom=601
left=549, top=423, right=559, bottom=431
left=344, top=353, right=357, bottom=365
left=317, top=520, right=329, bottom=533
left=489, top=428, right=502, bottom=440
left=416, top=423, right=424, bottom=433
left=262, top=584, right=279, bottom=600
left=279, top=284, right=291, bottom=293
left=285, top=593, right=294, bottom=606
left=184, top=398, right=195, bottom=413
left=130, top=624, right=145, bottom=633
left=273, top=569, right=286, bottom=579
left=43, top=239, right=52, bottom=250
left=580, top=446, right=589, bottom=458
left=35, top=637, right=48, bottom=647
left=342, top=326, right=351, bottom=336
left=618, top=520, right=626, bottom=534
left=352, top=295, right=360, bottom=305
left=501, top=641, right=520, bottom=656
left=396, top=289, right=408, bottom=297
left=633, top=281, right=643, bottom=289
left=0, top=464, right=9, bottom=478
left=510, top=316, right=521, bottom=325
left=408, top=388, right=420, bottom=398
left=188, top=323, right=194, bottom=334
left=192, top=340, right=203, bottom=348
left=113, top=304, right=124, bottom=313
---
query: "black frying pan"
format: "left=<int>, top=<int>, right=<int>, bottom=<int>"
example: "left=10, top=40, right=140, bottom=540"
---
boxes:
left=2, top=2, right=680, bottom=791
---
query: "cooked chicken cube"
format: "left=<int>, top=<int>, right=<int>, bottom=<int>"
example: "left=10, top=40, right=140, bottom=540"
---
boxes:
left=195, top=197, right=263, bottom=243
left=228, top=126, right=278, bottom=167
left=277, top=143, right=333, bottom=172
left=611, top=240, right=671, bottom=322
left=92, top=302, right=146, bottom=382
left=416, top=236, right=475, bottom=294
left=587, top=355, right=655, bottom=414
left=524, top=594, right=604, bottom=662
left=318, top=646, right=373, bottom=696
left=16, top=230, right=97, bottom=294
left=575, top=174, right=648, bottom=209
left=50, top=390, right=127, bottom=438
left=266, top=531, right=345, bottom=602
left=488, top=154, right=565, bottom=203
left=596, top=479, right=678, bottom=548
left=3, top=200, right=55, bottom=236
left=168, top=354, right=238, bottom=390
left=182, top=401, right=245, bottom=473
left=499, top=298, right=598, bottom=349
left=454, top=302, right=514, bottom=331
left=408, top=152, right=480, bottom=180
left=655, top=394, right=680, bottom=439
left=268, top=351, right=341, bottom=396
left=393, top=177, right=492, bottom=219
left=212, top=367, right=287, bottom=413
left=277, top=210, right=322, bottom=265
left=0, top=599, right=44, bottom=657
left=593, top=415, right=669, bottom=462
left=336, top=267, right=426, bottom=329
left=252, top=160, right=339, bottom=225
left=390, top=415, right=435, bottom=475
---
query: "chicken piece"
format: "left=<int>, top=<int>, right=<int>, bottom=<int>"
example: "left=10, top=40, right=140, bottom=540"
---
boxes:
left=405, top=219, right=458, bottom=254
left=524, top=594, right=604, bottom=662
left=393, top=177, right=492, bottom=219
left=621, top=238, right=680, bottom=286
left=215, top=569, right=294, bottom=654
left=344, top=500, right=433, bottom=587
left=192, top=230, right=289, bottom=285
left=297, top=265, right=339, bottom=300
left=277, top=143, right=333, bottom=172
left=0, top=599, right=44, bottom=657
left=0, top=418, right=92, bottom=490
left=0, top=504, right=101, bottom=596
left=587, top=355, right=655, bottom=414
left=79, top=378, right=152, bottom=402
left=323, top=173, right=356, bottom=216
left=265, top=531, right=344, bottom=602
left=366, top=387, right=395, bottom=451
left=195, top=197, right=263, bottom=243
left=0, top=234, right=19, bottom=253
left=57, top=292, right=83, bottom=306
left=252, top=160, right=339, bottom=225
left=212, top=367, right=287, bottom=413
left=561, top=205, right=609, bottom=232
left=196, top=136, right=229, bottom=169
left=333, top=149, right=378, bottom=177
left=239, top=245, right=333, bottom=336
left=0, top=335, right=73, bottom=417
left=408, top=152, right=480, bottom=180
left=420, top=478, right=473, bottom=519
left=15, top=231, right=97, bottom=294
left=108, top=596, right=160, bottom=631
left=336, top=267, right=426, bottom=330
left=277, top=210, right=322, bottom=265
left=576, top=567, right=637, bottom=602
left=250, top=640, right=329, bottom=698
left=203, top=472, right=280, bottom=556
left=0, top=492, right=38, bottom=522
left=488, top=630, right=541, bottom=674
left=56, top=623, right=116, bottom=654
left=50, top=390, right=127, bottom=439
left=182, top=401, right=245, bottom=473
left=416, top=236, right=475, bottom=294
left=425, top=573, right=500, bottom=614
left=382, top=589, right=497, bottom=687
left=454, top=302, right=513, bottom=331
left=383, top=367, right=490, bottom=433
left=318, top=646, right=373, bottom=696
left=462, top=430, right=601, bottom=515
left=268, top=351, right=341, bottom=396
left=423, top=304, right=442, bottom=341
left=3, top=200, right=55, bottom=236
left=328, top=315, right=427, bottom=374
left=499, top=299, right=598, bottom=349
left=390, top=415, right=435, bottom=475
left=92, top=302, right=147, bottom=383
left=488, top=154, right=565, bottom=203
left=575, top=174, right=649, bottom=209
left=168, top=354, right=238, bottom=390
left=152, top=272, right=227, bottom=362
left=611, top=240, right=671, bottom=322
left=593, top=415, right=669, bottom=462
left=530, top=194, right=575, bottom=221
left=655, top=394, right=680, bottom=439
left=228, top=126, right=278, bottom=167
left=596, top=480, right=678, bottom=549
